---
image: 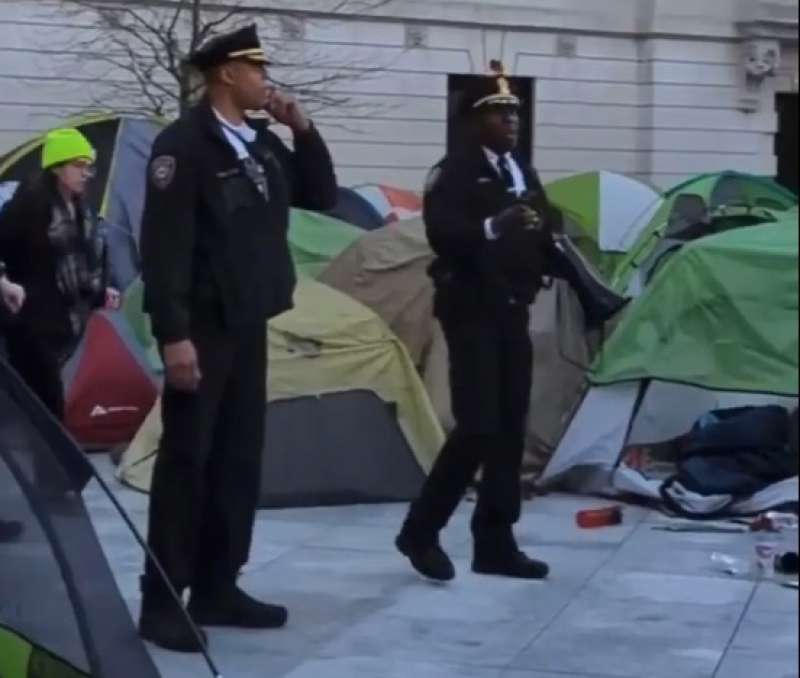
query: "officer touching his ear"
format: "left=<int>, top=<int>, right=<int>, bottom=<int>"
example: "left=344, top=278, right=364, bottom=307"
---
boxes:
left=138, top=24, right=337, bottom=652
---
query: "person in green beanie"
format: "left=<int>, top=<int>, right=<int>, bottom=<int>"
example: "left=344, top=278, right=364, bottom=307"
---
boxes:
left=0, top=127, right=109, bottom=419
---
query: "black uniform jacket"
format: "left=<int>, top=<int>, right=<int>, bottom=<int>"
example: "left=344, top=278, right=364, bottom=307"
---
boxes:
left=140, top=98, right=337, bottom=344
left=424, top=144, right=561, bottom=317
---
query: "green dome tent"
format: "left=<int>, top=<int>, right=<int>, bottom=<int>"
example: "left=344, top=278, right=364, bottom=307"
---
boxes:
left=594, top=217, right=798, bottom=395
left=612, top=171, right=798, bottom=294
left=544, top=171, right=660, bottom=279
left=541, top=213, right=799, bottom=513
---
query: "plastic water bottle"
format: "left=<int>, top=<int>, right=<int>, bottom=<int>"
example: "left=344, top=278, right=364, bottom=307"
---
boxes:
left=754, top=532, right=781, bottom=579
left=710, top=552, right=750, bottom=576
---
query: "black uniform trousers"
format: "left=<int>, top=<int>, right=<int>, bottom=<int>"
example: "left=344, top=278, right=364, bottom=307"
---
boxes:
left=145, top=323, right=266, bottom=594
left=405, top=299, right=533, bottom=556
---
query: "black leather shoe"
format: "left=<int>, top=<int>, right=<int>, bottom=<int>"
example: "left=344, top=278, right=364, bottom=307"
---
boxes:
left=396, top=532, right=456, bottom=582
left=139, top=587, right=207, bottom=653
left=188, top=587, right=288, bottom=629
left=0, top=519, right=23, bottom=542
left=472, top=550, right=550, bottom=580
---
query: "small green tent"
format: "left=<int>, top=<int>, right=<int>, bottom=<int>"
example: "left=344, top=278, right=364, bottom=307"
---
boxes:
left=612, top=171, right=797, bottom=293
left=545, top=171, right=660, bottom=278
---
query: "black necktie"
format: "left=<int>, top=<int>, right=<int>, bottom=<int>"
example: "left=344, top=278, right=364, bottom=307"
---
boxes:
left=497, top=155, right=516, bottom=194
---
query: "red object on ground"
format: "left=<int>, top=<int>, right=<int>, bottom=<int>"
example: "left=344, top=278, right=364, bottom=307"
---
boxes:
left=576, top=506, right=623, bottom=529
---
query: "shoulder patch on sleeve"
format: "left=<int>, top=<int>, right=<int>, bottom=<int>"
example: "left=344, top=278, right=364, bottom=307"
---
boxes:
left=424, top=166, right=442, bottom=195
left=150, top=155, right=177, bottom=190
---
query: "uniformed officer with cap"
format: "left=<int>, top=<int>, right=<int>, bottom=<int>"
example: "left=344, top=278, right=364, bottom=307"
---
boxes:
left=138, top=24, right=337, bottom=652
left=395, top=63, right=557, bottom=583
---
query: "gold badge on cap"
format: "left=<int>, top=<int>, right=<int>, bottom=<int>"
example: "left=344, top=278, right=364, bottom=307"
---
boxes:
left=489, top=60, right=511, bottom=96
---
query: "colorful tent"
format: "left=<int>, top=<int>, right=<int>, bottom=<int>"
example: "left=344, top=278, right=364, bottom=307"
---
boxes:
left=62, top=310, right=159, bottom=449
left=325, top=186, right=385, bottom=231
left=319, top=217, right=435, bottom=366
left=544, top=171, right=660, bottom=278
left=118, top=279, right=445, bottom=507
left=541, top=214, right=799, bottom=513
left=0, top=115, right=164, bottom=293
left=353, top=184, right=423, bottom=224
left=612, top=171, right=798, bottom=294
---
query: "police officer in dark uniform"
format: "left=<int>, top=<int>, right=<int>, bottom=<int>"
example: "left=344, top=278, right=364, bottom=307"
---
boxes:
left=396, top=64, right=560, bottom=583
left=138, top=25, right=337, bottom=652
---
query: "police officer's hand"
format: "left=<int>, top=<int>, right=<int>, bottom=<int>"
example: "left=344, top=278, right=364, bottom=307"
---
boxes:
left=491, top=205, right=540, bottom=238
left=0, top=276, right=25, bottom=315
left=163, top=340, right=202, bottom=393
left=266, top=88, right=311, bottom=133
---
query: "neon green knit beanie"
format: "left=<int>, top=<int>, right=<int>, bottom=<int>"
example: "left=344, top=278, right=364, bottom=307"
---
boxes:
left=41, top=128, right=96, bottom=170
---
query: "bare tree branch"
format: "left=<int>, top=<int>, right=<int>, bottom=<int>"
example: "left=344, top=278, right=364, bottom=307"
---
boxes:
left=50, top=0, right=396, bottom=118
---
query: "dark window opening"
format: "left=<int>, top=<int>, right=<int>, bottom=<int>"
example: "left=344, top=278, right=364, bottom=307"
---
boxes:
left=776, top=93, right=798, bottom=195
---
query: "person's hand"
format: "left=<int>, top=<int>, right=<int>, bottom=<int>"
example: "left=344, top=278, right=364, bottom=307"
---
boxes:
left=491, top=204, right=541, bottom=238
left=265, top=88, right=311, bottom=133
left=105, top=287, right=121, bottom=310
left=163, top=340, right=202, bottom=393
left=0, top=277, right=25, bottom=315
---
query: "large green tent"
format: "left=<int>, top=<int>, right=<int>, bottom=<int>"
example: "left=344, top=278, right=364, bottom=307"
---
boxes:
left=541, top=212, right=799, bottom=512
left=612, top=171, right=797, bottom=293
left=593, top=215, right=798, bottom=396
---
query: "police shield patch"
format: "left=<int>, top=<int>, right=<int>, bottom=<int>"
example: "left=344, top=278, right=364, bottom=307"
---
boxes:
left=150, top=155, right=177, bottom=190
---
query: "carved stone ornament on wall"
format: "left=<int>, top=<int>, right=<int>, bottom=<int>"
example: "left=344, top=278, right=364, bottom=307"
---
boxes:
left=738, top=38, right=782, bottom=112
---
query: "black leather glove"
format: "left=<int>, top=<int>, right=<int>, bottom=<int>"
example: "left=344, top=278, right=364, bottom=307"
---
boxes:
left=490, top=204, right=540, bottom=238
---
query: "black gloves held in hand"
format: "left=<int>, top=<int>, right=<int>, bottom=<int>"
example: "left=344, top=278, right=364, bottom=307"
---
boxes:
left=490, top=204, right=541, bottom=238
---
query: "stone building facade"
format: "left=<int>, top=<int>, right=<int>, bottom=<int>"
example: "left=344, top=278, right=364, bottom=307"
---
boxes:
left=0, top=0, right=797, bottom=191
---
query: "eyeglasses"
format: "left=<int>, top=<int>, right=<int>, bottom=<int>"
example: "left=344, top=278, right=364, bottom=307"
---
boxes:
left=68, top=160, right=97, bottom=178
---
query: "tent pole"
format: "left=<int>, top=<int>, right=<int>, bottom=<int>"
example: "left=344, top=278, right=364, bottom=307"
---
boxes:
left=87, top=466, right=224, bottom=678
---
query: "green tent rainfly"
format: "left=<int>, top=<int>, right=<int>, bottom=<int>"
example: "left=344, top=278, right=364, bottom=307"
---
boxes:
left=591, top=214, right=799, bottom=396
left=612, top=171, right=798, bottom=293
left=545, top=171, right=661, bottom=278
left=0, top=626, right=89, bottom=678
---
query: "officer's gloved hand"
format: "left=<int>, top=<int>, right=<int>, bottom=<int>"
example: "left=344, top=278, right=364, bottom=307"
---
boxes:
left=491, top=204, right=540, bottom=238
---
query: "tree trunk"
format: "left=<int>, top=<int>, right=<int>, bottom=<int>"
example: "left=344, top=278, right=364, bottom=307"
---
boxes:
left=178, top=0, right=203, bottom=114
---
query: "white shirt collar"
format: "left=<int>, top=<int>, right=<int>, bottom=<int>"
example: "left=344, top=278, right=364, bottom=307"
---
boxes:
left=483, top=146, right=511, bottom=168
left=213, top=109, right=257, bottom=143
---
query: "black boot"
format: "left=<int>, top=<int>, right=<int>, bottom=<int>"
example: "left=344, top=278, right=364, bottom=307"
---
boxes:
left=472, top=549, right=550, bottom=580
left=396, top=531, right=456, bottom=582
left=138, top=578, right=207, bottom=653
left=188, top=586, right=288, bottom=629
left=0, top=519, right=23, bottom=543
